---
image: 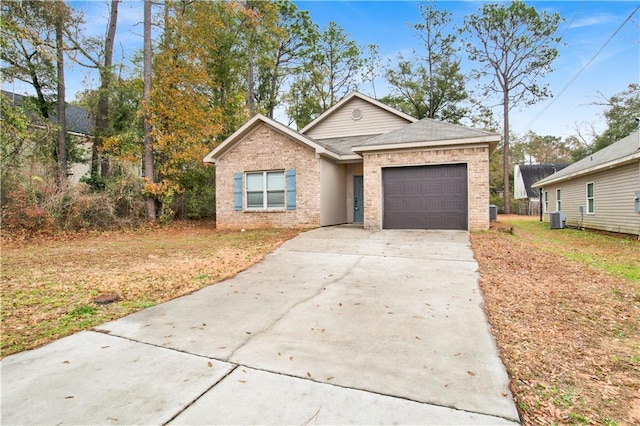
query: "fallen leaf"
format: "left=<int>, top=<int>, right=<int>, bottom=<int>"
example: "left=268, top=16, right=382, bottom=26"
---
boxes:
left=207, top=361, right=213, bottom=367
left=307, top=372, right=311, bottom=378
left=467, top=371, right=476, bottom=376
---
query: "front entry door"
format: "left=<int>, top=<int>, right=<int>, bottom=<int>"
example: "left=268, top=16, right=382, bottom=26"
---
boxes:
left=354, top=175, right=364, bottom=223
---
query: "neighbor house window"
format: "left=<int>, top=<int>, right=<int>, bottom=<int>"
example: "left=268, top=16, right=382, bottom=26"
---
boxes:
left=556, top=188, right=562, bottom=211
left=586, top=182, right=595, bottom=214
left=246, top=171, right=285, bottom=209
left=544, top=191, right=549, bottom=213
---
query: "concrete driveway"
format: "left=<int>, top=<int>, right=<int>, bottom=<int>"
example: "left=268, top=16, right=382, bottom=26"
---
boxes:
left=2, top=227, right=519, bottom=425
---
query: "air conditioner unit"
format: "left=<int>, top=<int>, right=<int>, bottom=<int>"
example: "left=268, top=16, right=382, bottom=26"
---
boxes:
left=549, top=211, right=566, bottom=229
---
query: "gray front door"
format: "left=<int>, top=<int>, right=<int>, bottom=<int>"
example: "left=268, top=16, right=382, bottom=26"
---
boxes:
left=354, top=175, right=363, bottom=223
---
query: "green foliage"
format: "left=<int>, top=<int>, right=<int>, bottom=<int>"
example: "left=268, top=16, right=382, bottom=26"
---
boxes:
left=462, top=1, right=562, bottom=106
left=173, top=166, right=216, bottom=220
left=592, top=83, right=640, bottom=152
left=0, top=94, right=32, bottom=192
left=253, top=0, right=316, bottom=118
left=512, top=131, right=575, bottom=164
left=383, top=1, right=467, bottom=122
left=285, top=20, right=362, bottom=128
left=0, top=0, right=57, bottom=118
left=462, top=0, right=562, bottom=214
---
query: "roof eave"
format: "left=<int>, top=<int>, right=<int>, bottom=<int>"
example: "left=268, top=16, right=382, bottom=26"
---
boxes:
left=203, top=114, right=340, bottom=164
left=532, top=152, right=640, bottom=188
left=352, top=136, right=500, bottom=153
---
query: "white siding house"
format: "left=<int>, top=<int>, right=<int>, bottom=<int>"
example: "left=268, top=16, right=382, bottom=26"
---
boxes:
left=533, top=131, right=640, bottom=236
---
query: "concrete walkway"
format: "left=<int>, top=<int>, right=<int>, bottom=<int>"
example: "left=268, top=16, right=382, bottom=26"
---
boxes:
left=1, top=227, right=520, bottom=425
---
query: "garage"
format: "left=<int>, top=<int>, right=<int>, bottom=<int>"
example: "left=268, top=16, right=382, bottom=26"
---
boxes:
left=382, top=164, right=468, bottom=230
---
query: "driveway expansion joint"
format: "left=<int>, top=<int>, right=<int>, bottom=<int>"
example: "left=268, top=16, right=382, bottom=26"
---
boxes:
left=90, top=329, right=236, bottom=366
left=217, top=363, right=519, bottom=424
left=163, top=365, right=240, bottom=425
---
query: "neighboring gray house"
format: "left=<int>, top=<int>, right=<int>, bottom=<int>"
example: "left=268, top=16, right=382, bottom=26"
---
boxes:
left=204, top=92, right=500, bottom=231
left=2, top=90, right=94, bottom=182
left=532, top=131, right=640, bottom=236
left=514, top=163, right=569, bottom=215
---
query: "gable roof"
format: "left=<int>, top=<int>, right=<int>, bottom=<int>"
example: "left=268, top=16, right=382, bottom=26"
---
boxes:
left=516, top=164, right=570, bottom=198
left=203, top=114, right=339, bottom=164
left=533, top=131, right=640, bottom=188
left=2, top=90, right=94, bottom=136
left=299, top=92, right=417, bottom=135
left=352, top=116, right=500, bottom=153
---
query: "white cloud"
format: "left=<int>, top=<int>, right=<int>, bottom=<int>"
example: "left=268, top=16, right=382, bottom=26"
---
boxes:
left=568, top=14, right=615, bottom=29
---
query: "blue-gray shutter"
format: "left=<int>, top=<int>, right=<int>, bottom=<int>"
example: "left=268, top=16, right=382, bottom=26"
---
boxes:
left=286, top=169, right=296, bottom=210
left=233, top=172, right=243, bottom=211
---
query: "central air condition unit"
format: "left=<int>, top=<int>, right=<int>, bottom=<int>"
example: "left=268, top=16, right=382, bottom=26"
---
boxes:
left=549, top=211, right=566, bottom=229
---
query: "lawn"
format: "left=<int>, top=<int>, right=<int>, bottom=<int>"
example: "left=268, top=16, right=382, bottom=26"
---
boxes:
left=2, top=218, right=639, bottom=424
left=471, top=215, right=640, bottom=425
left=1, top=222, right=301, bottom=358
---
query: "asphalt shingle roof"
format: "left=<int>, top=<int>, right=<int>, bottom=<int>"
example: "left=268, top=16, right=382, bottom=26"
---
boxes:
left=354, top=117, right=498, bottom=147
left=534, top=131, right=640, bottom=187
left=313, top=135, right=381, bottom=156
left=518, top=164, right=570, bottom=198
left=2, top=90, right=94, bottom=136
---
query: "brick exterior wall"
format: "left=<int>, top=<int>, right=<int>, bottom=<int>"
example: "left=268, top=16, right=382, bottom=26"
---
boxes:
left=215, top=124, right=321, bottom=229
left=361, top=146, right=491, bottom=231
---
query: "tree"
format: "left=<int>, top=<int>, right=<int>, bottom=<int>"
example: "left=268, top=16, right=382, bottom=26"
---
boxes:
left=462, top=1, right=562, bottom=214
left=54, top=0, right=68, bottom=189
left=253, top=0, right=316, bottom=118
left=512, top=131, right=574, bottom=164
left=1, top=1, right=57, bottom=119
left=284, top=20, right=362, bottom=128
left=143, top=0, right=155, bottom=221
left=65, top=0, right=120, bottom=179
left=1, top=0, right=77, bottom=189
left=591, top=83, right=640, bottom=152
left=401, top=1, right=467, bottom=121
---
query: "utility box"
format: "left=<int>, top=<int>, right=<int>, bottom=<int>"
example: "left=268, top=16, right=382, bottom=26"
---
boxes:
left=549, top=211, right=566, bottom=229
left=489, top=205, right=498, bottom=221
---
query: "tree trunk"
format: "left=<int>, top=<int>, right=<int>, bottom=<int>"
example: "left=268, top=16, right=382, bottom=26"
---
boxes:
left=502, top=90, right=511, bottom=214
left=92, top=0, right=119, bottom=179
left=55, top=3, right=67, bottom=190
left=143, top=0, right=156, bottom=221
left=247, top=49, right=256, bottom=116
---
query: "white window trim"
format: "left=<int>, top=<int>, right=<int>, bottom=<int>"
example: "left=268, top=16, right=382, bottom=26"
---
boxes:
left=556, top=188, right=562, bottom=212
left=245, top=170, right=286, bottom=211
left=586, top=182, right=595, bottom=214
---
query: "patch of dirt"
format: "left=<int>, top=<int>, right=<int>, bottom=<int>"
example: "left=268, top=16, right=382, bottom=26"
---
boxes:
left=471, top=217, right=640, bottom=425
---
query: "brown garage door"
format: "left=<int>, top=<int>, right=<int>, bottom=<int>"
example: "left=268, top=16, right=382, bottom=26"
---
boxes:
left=383, top=164, right=468, bottom=230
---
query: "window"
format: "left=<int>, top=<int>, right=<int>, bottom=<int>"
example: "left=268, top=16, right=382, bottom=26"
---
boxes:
left=586, top=182, right=595, bottom=214
left=246, top=171, right=285, bottom=209
left=544, top=191, right=549, bottom=213
left=556, top=188, right=562, bottom=212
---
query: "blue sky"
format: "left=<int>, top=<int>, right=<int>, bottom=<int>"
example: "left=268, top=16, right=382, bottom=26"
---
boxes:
left=3, top=0, right=638, bottom=140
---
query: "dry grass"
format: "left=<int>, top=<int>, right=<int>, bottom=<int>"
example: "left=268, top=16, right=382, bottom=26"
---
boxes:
left=3, top=217, right=639, bottom=424
left=471, top=215, right=640, bottom=425
left=1, top=221, right=301, bottom=358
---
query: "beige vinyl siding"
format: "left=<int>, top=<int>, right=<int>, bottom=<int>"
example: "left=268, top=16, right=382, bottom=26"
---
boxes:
left=542, top=162, right=640, bottom=235
left=319, top=158, right=347, bottom=226
left=304, top=98, right=411, bottom=139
